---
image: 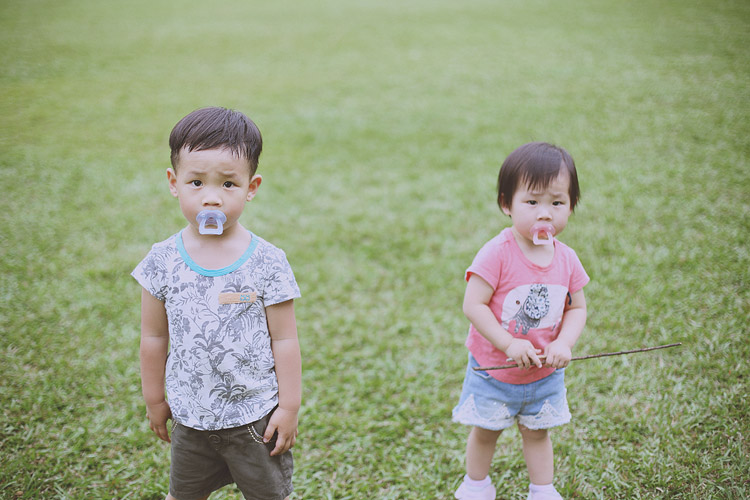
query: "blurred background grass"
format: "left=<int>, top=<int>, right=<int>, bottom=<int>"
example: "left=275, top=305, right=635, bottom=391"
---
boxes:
left=1, top=0, right=748, bottom=498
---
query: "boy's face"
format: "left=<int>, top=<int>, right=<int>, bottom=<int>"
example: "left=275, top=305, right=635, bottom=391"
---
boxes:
left=168, top=148, right=261, bottom=236
left=502, top=168, right=573, bottom=244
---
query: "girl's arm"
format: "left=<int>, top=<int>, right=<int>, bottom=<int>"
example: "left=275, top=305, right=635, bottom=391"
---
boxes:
left=139, top=288, right=172, bottom=443
left=544, top=289, right=587, bottom=368
left=265, top=299, right=301, bottom=456
left=463, top=274, right=543, bottom=369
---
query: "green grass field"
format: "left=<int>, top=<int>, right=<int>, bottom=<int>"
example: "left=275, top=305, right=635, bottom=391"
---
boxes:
left=1, top=0, right=748, bottom=498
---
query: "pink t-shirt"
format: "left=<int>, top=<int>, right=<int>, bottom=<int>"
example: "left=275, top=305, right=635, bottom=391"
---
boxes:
left=465, top=228, right=589, bottom=384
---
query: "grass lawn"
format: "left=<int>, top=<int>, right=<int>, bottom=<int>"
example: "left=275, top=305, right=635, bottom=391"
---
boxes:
left=1, top=0, right=748, bottom=498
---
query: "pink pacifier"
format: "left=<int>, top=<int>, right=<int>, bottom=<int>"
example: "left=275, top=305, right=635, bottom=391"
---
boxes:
left=196, top=210, right=227, bottom=235
left=531, top=222, right=555, bottom=245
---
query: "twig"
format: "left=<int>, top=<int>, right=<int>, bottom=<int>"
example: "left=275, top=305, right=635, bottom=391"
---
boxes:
left=473, top=343, right=682, bottom=371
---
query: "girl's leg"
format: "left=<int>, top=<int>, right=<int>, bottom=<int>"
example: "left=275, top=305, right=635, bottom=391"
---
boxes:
left=465, top=426, right=503, bottom=480
left=518, top=425, right=553, bottom=485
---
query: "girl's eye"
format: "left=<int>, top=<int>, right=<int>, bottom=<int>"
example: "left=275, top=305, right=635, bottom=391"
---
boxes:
left=527, top=200, right=537, bottom=205
left=191, top=180, right=202, bottom=187
left=223, top=181, right=235, bottom=188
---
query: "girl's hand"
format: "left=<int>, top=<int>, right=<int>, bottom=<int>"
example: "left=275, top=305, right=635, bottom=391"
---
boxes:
left=544, top=340, right=572, bottom=369
left=264, top=407, right=298, bottom=456
left=505, top=339, right=543, bottom=369
left=146, top=400, right=172, bottom=443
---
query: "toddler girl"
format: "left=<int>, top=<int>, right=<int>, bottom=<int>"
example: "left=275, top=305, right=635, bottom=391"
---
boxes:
left=452, top=142, right=589, bottom=500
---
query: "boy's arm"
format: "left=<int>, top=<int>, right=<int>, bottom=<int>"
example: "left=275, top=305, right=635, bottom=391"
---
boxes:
left=463, top=274, right=543, bottom=369
left=139, top=288, right=172, bottom=443
left=544, top=289, right=587, bottom=368
left=265, top=299, right=301, bottom=456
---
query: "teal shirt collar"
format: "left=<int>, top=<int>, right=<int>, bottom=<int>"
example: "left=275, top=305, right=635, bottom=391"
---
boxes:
left=176, top=230, right=259, bottom=277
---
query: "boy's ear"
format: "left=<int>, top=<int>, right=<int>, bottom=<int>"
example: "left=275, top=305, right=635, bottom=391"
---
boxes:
left=247, top=174, right=262, bottom=201
left=167, top=168, right=179, bottom=198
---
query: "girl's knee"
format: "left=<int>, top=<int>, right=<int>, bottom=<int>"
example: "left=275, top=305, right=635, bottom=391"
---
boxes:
left=518, top=424, right=548, bottom=441
left=471, top=426, right=503, bottom=444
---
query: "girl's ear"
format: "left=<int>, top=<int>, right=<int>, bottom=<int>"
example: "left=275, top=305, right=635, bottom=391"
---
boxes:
left=500, top=194, right=512, bottom=217
left=167, top=168, right=179, bottom=198
left=247, top=174, right=262, bottom=201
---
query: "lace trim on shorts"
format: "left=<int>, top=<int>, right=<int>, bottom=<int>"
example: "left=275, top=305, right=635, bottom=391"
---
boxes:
left=517, top=399, right=571, bottom=430
left=452, top=394, right=514, bottom=430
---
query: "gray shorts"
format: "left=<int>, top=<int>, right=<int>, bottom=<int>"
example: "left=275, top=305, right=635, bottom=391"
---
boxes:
left=169, top=409, right=293, bottom=500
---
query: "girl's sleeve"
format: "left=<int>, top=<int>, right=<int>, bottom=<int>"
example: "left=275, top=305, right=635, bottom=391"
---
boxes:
left=262, top=247, right=302, bottom=306
left=568, top=250, right=590, bottom=294
left=465, top=237, right=502, bottom=290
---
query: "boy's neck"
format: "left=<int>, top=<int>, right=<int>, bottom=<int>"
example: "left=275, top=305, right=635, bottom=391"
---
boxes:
left=181, top=222, right=254, bottom=269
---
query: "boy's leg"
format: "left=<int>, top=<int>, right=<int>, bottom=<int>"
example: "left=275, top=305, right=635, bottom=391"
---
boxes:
left=220, top=412, right=294, bottom=500
left=466, top=426, right=503, bottom=480
left=518, top=425, right=553, bottom=485
left=169, top=423, right=234, bottom=500
left=166, top=489, right=288, bottom=500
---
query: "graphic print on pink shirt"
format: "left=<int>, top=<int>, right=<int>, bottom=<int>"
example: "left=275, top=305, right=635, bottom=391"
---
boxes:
left=503, top=283, right=568, bottom=335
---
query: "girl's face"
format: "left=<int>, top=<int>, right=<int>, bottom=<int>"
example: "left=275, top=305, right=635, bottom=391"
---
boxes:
left=502, top=169, right=573, bottom=245
left=167, top=148, right=261, bottom=236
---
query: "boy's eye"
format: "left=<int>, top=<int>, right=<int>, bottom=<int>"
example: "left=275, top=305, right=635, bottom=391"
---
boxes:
left=527, top=200, right=537, bottom=205
left=223, top=181, right=235, bottom=188
left=553, top=201, right=566, bottom=206
left=191, top=180, right=202, bottom=187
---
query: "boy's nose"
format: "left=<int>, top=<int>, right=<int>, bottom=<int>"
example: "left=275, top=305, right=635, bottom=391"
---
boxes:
left=202, top=192, right=222, bottom=206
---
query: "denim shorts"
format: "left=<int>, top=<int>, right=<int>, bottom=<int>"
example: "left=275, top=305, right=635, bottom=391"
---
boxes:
left=452, top=354, right=571, bottom=431
left=169, top=409, right=293, bottom=500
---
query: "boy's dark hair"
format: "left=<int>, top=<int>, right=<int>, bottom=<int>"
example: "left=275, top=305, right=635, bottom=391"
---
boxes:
left=497, top=142, right=580, bottom=212
left=169, top=107, right=263, bottom=175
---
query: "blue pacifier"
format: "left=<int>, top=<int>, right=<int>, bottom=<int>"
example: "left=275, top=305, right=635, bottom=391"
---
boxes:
left=196, top=210, right=227, bottom=235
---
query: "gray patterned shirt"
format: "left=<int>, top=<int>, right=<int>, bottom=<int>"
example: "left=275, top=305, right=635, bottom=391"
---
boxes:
left=132, top=231, right=300, bottom=431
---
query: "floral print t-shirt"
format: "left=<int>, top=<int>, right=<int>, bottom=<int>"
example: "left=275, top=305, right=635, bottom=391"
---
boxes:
left=132, top=230, right=300, bottom=431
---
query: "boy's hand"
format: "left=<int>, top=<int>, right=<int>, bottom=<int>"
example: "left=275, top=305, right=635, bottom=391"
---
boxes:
left=146, top=400, right=172, bottom=443
left=505, top=338, right=543, bottom=369
left=264, top=407, right=298, bottom=456
left=544, top=340, right=572, bottom=369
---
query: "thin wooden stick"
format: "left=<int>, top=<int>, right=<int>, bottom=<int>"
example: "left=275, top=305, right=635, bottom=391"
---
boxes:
left=473, top=343, right=682, bottom=371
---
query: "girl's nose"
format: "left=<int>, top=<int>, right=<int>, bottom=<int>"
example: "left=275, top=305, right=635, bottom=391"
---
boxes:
left=537, top=207, right=552, bottom=220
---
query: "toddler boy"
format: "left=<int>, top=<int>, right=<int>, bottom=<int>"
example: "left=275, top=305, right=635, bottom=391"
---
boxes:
left=132, top=107, right=301, bottom=500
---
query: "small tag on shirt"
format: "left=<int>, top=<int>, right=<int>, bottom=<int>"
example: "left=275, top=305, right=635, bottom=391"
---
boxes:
left=219, top=292, right=257, bottom=305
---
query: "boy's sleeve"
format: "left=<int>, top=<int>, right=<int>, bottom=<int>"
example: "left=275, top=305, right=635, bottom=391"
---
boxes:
left=131, top=245, right=169, bottom=301
left=262, top=248, right=301, bottom=306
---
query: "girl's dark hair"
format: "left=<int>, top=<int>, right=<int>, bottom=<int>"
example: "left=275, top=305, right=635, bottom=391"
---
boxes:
left=169, top=107, right=263, bottom=175
left=497, top=142, right=580, bottom=211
